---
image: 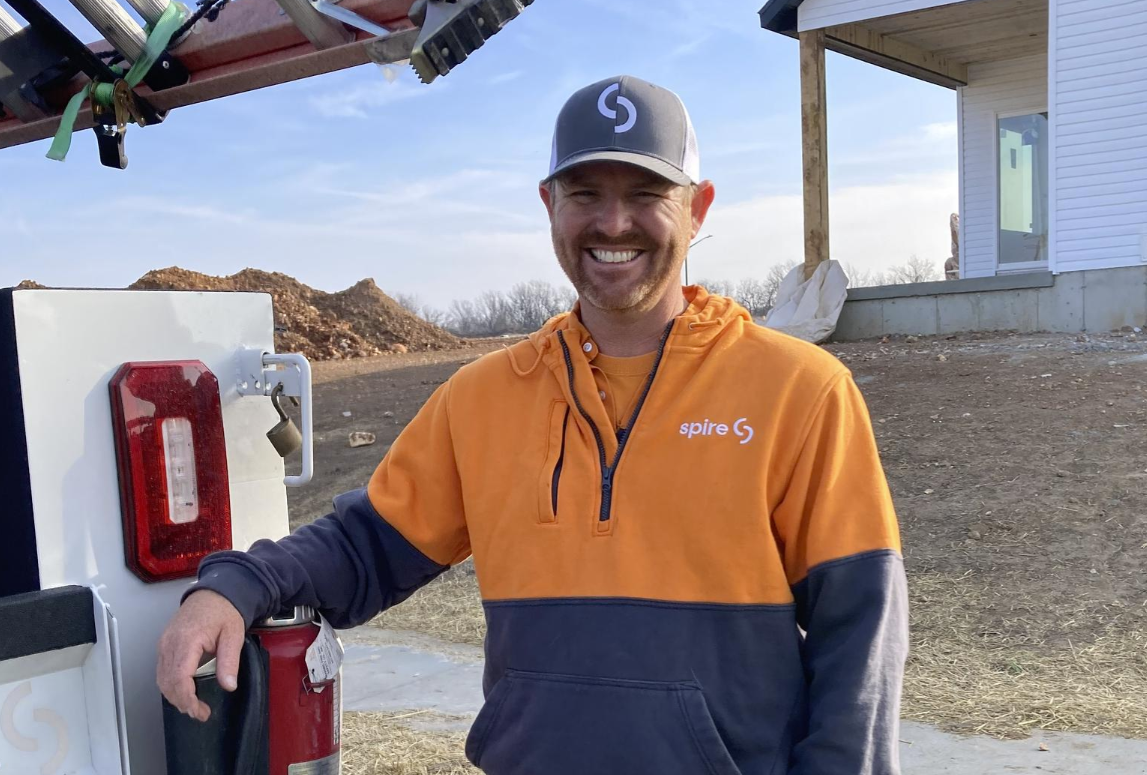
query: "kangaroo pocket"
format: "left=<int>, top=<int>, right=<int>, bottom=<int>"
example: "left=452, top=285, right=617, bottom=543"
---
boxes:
left=465, top=669, right=743, bottom=775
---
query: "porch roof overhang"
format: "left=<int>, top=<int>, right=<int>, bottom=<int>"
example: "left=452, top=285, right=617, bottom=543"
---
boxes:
left=760, top=0, right=1047, bottom=91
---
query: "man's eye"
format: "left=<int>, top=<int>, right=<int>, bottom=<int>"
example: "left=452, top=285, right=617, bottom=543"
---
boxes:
left=570, top=190, right=597, bottom=199
left=634, top=191, right=662, bottom=199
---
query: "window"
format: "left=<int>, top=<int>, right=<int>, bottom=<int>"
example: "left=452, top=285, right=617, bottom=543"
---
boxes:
left=998, top=112, right=1049, bottom=265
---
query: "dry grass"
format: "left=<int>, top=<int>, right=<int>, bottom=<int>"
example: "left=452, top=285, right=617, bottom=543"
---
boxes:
left=343, top=711, right=477, bottom=775
left=370, top=563, right=485, bottom=646
left=905, top=571, right=1147, bottom=739
left=368, top=563, right=1147, bottom=741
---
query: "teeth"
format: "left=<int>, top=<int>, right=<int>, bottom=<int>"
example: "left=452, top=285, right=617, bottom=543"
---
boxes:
left=590, top=249, right=640, bottom=264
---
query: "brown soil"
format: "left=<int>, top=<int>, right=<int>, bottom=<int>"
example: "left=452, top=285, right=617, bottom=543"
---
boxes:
left=290, top=331, right=1147, bottom=739
left=128, top=267, right=461, bottom=360
left=286, top=344, right=508, bottom=524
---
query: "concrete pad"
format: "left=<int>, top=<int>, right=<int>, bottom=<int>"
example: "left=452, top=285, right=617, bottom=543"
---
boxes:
left=976, top=290, right=1038, bottom=332
left=1083, top=266, right=1147, bottom=332
left=936, top=294, right=980, bottom=335
left=340, top=642, right=484, bottom=719
left=900, top=721, right=1147, bottom=774
left=883, top=297, right=938, bottom=336
left=1038, top=271, right=1084, bottom=332
left=836, top=300, right=884, bottom=340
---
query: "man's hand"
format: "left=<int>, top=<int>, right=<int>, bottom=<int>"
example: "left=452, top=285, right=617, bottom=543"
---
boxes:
left=157, top=590, right=245, bottom=722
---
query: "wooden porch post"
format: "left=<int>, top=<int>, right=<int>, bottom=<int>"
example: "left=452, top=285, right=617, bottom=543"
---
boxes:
left=800, top=29, right=830, bottom=281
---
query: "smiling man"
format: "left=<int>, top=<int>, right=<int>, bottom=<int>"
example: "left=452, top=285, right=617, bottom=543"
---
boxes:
left=158, top=76, right=908, bottom=775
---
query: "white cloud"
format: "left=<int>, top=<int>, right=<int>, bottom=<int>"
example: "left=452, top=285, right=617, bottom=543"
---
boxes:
left=924, top=121, right=958, bottom=141
left=308, top=76, right=430, bottom=119
left=106, top=197, right=255, bottom=225
left=669, top=34, right=712, bottom=60
left=835, top=121, right=957, bottom=174
left=693, top=171, right=958, bottom=281
left=488, top=70, right=525, bottom=86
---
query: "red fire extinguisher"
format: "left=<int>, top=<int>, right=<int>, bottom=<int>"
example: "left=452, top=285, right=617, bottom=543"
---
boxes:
left=163, top=606, right=341, bottom=775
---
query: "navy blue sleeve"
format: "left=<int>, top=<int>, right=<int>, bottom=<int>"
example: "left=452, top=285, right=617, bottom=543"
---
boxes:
left=789, top=549, right=909, bottom=775
left=187, top=488, right=448, bottom=629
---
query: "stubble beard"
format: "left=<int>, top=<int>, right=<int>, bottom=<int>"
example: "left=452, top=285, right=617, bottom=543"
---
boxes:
left=553, top=228, right=688, bottom=314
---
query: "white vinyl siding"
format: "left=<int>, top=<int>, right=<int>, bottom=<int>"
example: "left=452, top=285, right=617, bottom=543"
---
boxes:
left=797, top=0, right=974, bottom=31
left=1053, top=0, right=1147, bottom=273
left=958, top=55, right=1048, bottom=277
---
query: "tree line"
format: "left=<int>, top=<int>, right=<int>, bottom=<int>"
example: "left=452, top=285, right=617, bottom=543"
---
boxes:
left=396, top=257, right=940, bottom=337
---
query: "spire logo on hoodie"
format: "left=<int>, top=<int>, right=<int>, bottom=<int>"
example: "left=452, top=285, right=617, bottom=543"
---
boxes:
left=679, top=418, right=754, bottom=445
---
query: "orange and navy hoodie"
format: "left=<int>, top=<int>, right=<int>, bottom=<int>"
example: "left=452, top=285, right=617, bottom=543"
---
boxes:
left=194, top=287, right=909, bottom=775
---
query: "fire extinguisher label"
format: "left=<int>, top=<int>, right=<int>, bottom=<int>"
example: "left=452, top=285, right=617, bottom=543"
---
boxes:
left=287, top=751, right=340, bottom=774
left=305, top=616, right=344, bottom=684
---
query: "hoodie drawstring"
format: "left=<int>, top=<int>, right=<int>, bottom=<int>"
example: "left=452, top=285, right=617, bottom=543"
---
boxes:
left=687, top=320, right=723, bottom=332
left=505, top=343, right=547, bottom=377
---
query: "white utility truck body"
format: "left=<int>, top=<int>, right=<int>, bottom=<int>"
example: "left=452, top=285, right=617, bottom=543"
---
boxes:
left=1, top=288, right=301, bottom=775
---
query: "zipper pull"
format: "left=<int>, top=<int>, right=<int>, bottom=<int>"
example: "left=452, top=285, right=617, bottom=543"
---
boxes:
left=599, top=467, right=615, bottom=526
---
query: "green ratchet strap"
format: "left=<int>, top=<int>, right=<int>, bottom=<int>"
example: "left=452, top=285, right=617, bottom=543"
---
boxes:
left=47, top=1, right=186, bottom=162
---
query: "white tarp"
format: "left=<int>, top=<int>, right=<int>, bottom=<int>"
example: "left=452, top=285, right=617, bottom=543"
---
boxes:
left=763, top=260, right=849, bottom=343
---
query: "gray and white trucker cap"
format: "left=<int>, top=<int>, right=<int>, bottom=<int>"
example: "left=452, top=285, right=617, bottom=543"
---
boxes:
left=544, top=75, right=700, bottom=187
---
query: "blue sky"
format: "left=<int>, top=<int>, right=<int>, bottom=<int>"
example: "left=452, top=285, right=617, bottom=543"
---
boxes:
left=1, top=0, right=957, bottom=308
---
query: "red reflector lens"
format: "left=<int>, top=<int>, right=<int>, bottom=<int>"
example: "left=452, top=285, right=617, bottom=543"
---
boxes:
left=109, top=361, right=232, bottom=582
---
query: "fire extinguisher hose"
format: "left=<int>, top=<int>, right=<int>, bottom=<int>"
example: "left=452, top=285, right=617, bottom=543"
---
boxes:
left=234, top=636, right=269, bottom=775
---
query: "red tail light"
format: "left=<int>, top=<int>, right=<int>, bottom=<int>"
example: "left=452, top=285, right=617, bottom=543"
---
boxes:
left=109, top=361, right=232, bottom=582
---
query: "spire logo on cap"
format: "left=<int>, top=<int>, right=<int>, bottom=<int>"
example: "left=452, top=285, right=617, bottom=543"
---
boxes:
left=597, top=83, right=637, bottom=134
left=546, top=75, right=700, bottom=186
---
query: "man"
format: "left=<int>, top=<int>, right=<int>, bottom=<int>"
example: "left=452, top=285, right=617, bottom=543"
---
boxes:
left=158, top=75, right=908, bottom=775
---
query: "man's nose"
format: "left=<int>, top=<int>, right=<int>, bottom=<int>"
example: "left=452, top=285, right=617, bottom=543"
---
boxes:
left=593, top=197, right=635, bottom=237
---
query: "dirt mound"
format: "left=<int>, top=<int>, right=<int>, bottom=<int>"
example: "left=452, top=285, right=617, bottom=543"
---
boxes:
left=14, top=280, right=45, bottom=289
left=129, top=267, right=461, bottom=360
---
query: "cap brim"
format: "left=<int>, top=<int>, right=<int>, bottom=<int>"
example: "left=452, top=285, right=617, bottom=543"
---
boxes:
left=543, top=150, right=694, bottom=187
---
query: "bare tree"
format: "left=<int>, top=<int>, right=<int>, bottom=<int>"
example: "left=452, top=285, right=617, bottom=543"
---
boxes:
left=696, top=278, right=735, bottom=298
left=475, top=291, right=514, bottom=336
left=842, top=263, right=889, bottom=289
left=446, top=298, right=482, bottom=337
left=885, top=255, right=940, bottom=285
left=694, top=266, right=798, bottom=316
left=448, top=284, right=576, bottom=337
left=507, top=280, right=574, bottom=332
left=420, top=306, right=449, bottom=328
left=394, top=292, right=421, bottom=314
left=760, top=260, right=800, bottom=313
left=734, top=278, right=771, bottom=317
left=558, top=286, right=577, bottom=311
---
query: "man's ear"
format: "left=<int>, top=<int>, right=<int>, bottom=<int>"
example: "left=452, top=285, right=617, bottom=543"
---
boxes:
left=691, top=180, right=716, bottom=238
left=539, top=181, right=556, bottom=218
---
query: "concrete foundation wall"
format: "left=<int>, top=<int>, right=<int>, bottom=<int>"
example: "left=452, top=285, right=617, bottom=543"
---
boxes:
left=834, top=266, right=1147, bottom=340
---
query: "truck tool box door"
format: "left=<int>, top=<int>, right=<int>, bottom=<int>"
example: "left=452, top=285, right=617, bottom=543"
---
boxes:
left=1, top=287, right=292, bottom=774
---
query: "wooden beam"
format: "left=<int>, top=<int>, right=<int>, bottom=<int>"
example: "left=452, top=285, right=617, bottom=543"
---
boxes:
left=800, top=29, right=829, bottom=281
left=825, top=23, right=968, bottom=89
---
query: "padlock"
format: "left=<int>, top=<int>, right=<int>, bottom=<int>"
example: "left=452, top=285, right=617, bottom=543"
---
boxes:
left=267, top=384, right=303, bottom=458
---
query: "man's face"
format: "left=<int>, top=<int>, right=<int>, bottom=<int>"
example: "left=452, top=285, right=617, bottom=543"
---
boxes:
left=540, top=162, right=714, bottom=314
